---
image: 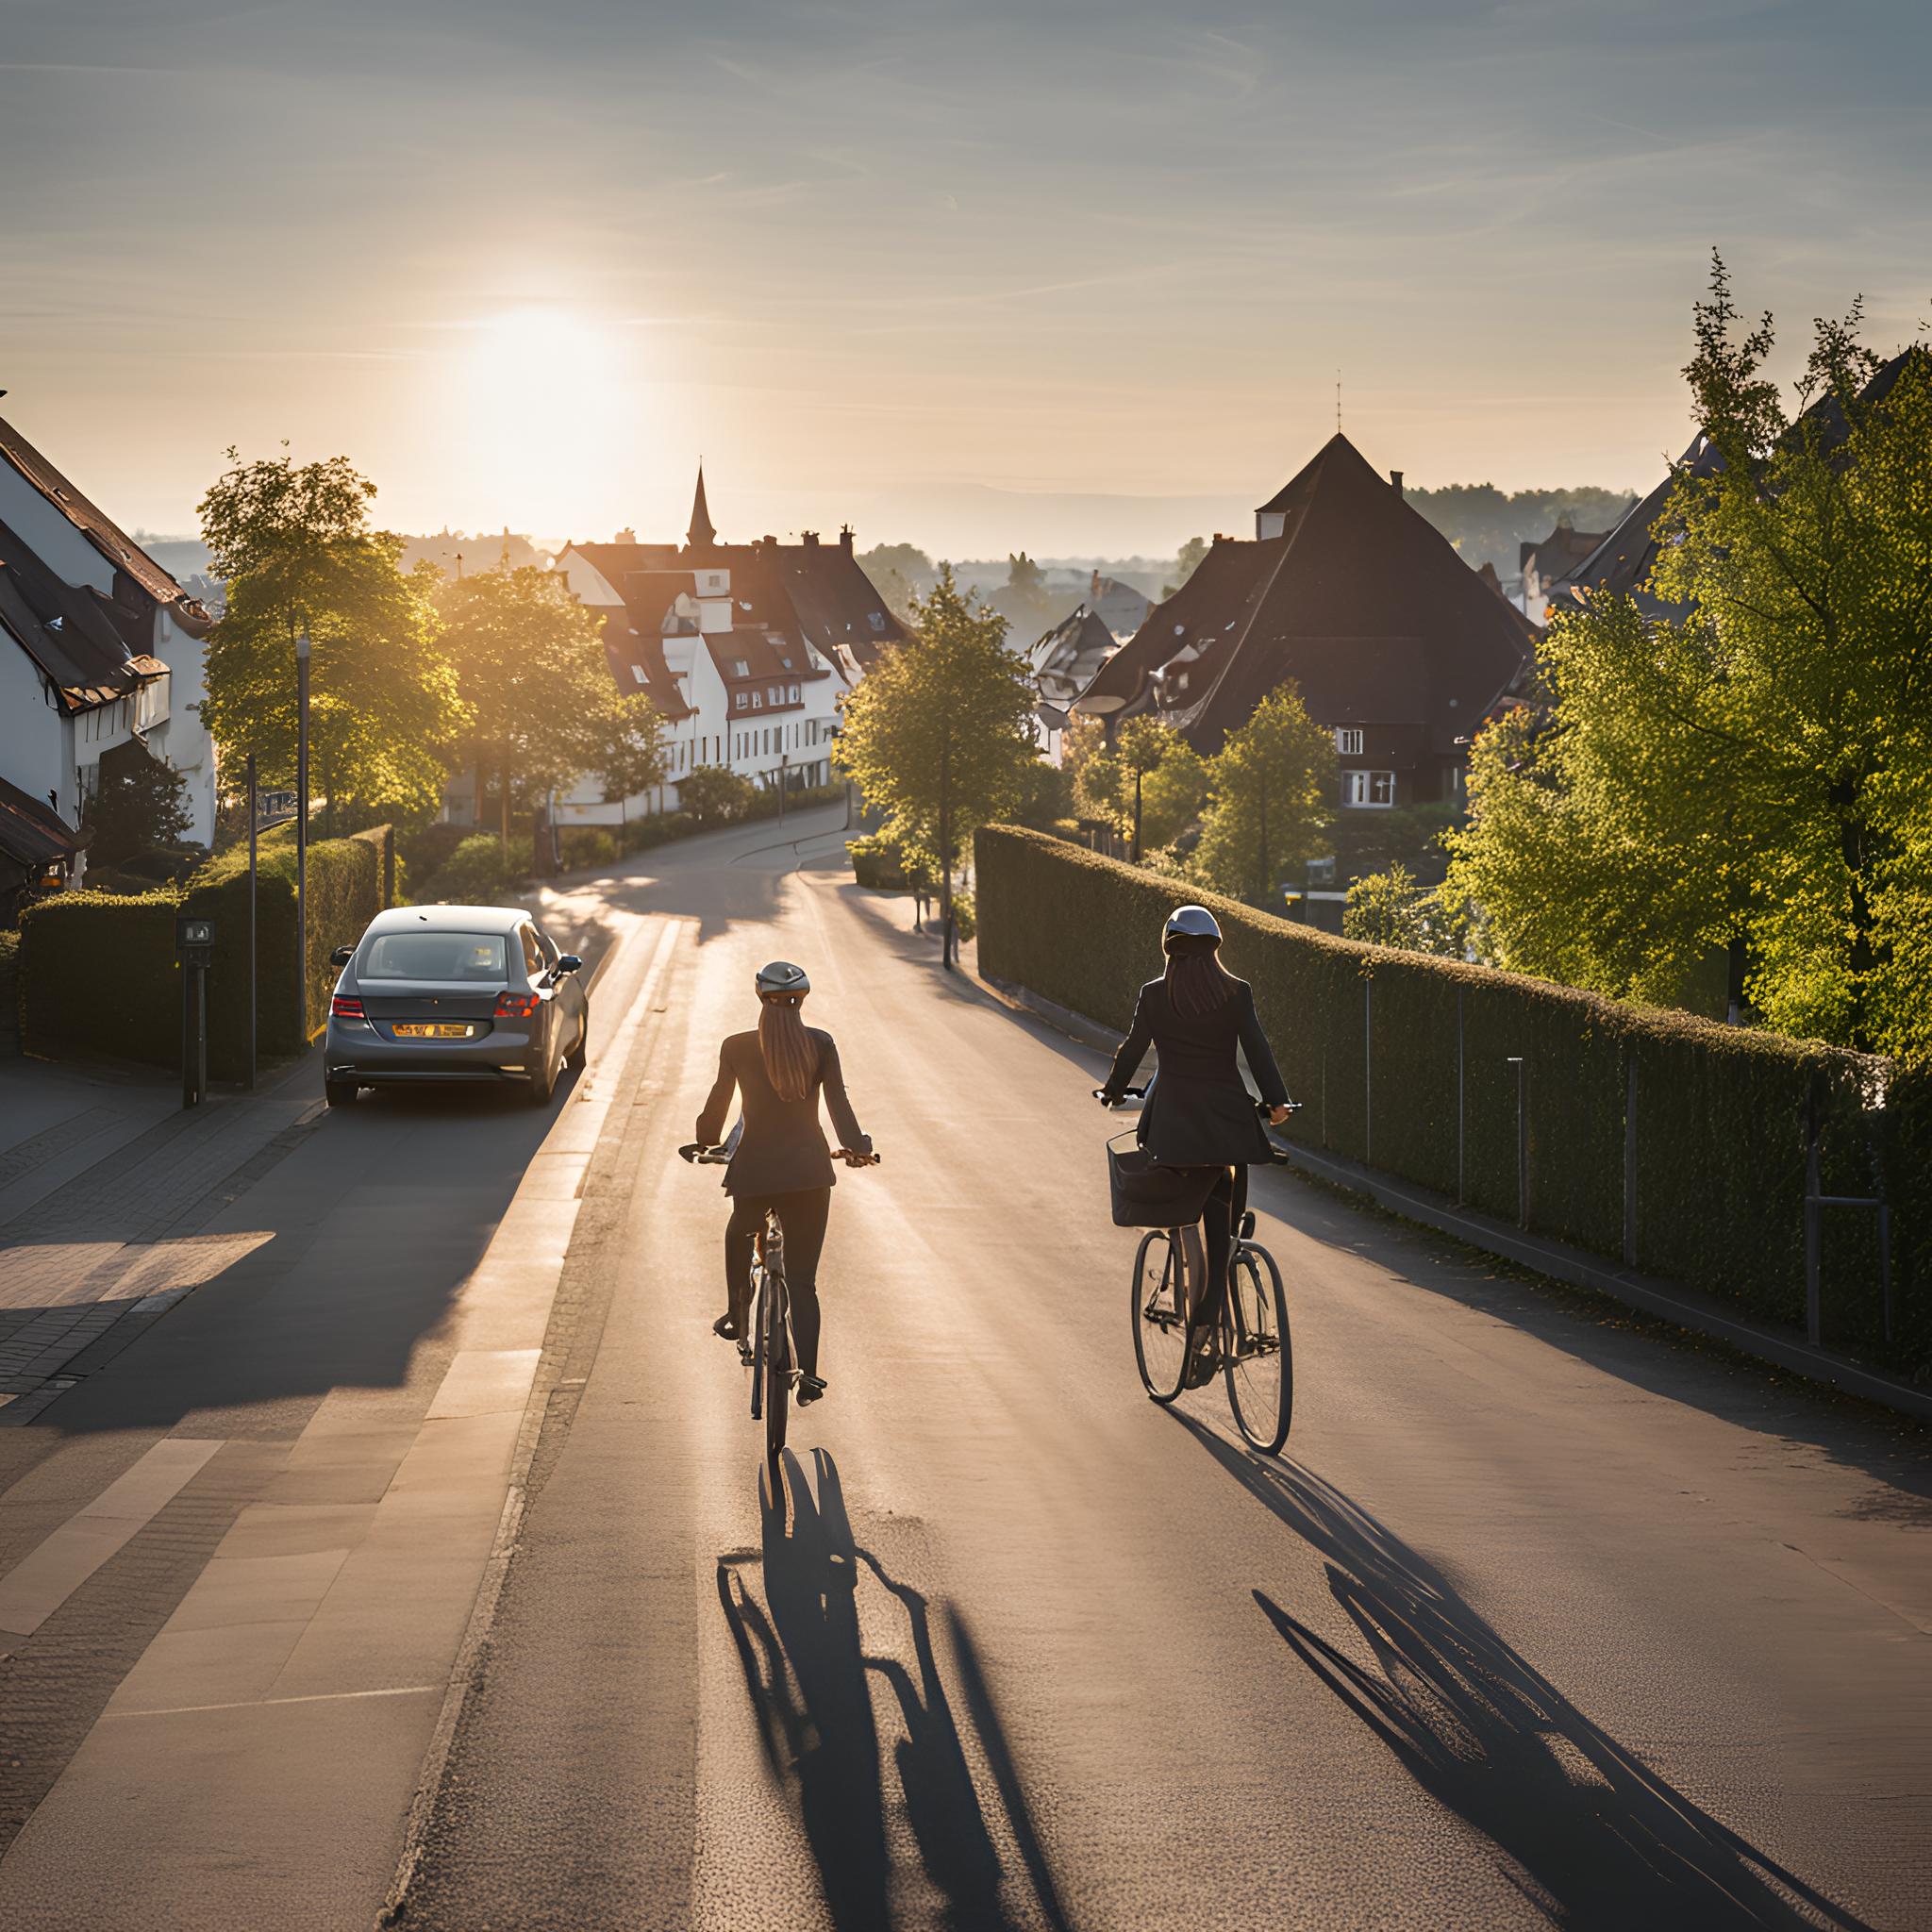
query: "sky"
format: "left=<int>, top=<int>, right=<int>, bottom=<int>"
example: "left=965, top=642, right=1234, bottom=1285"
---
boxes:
left=2, top=0, right=1927, bottom=559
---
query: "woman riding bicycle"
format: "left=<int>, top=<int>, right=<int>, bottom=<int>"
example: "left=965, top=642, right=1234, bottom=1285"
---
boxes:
left=1098, top=906, right=1291, bottom=1384
left=695, top=960, right=874, bottom=1406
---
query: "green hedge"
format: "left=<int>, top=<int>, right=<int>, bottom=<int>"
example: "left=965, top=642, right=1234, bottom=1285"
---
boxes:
left=20, top=831, right=388, bottom=1078
left=976, top=824, right=1910, bottom=1369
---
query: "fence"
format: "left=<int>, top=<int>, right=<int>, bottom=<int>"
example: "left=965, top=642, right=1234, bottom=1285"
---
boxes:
left=975, top=824, right=1920, bottom=1378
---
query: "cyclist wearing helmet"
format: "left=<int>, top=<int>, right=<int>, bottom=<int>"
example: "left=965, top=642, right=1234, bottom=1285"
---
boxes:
left=1099, top=906, right=1291, bottom=1384
left=694, top=960, right=874, bottom=1405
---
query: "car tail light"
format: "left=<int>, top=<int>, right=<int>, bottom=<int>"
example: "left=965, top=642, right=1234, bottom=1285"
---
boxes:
left=494, top=991, right=541, bottom=1019
left=331, top=994, right=365, bottom=1019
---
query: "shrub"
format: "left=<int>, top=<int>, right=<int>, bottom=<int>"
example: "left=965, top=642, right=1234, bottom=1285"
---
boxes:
left=976, top=824, right=1907, bottom=1366
left=620, top=810, right=694, bottom=854
left=18, top=891, right=187, bottom=1068
left=558, top=828, right=620, bottom=872
left=951, top=888, right=976, bottom=941
left=424, top=833, right=523, bottom=906
left=848, top=834, right=908, bottom=890
left=397, top=820, right=468, bottom=887
left=0, top=929, right=20, bottom=1050
left=678, top=765, right=758, bottom=825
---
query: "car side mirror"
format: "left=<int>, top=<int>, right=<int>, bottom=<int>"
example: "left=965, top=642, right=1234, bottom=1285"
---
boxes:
left=329, top=944, right=355, bottom=968
left=557, top=955, right=583, bottom=974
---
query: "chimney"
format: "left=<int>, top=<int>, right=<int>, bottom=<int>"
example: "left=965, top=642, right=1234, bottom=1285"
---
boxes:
left=1390, top=471, right=1404, bottom=495
left=614, top=525, right=638, bottom=543
left=839, top=525, right=854, bottom=554
left=762, top=534, right=777, bottom=547
left=801, top=530, right=819, bottom=549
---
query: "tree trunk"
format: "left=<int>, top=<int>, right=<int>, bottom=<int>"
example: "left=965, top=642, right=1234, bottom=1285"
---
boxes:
left=1133, top=766, right=1142, bottom=863
left=939, top=748, right=954, bottom=972
left=500, top=739, right=512, bottom=853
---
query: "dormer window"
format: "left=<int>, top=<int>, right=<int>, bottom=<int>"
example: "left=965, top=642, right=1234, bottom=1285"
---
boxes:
left=869, top=612, right=886, bottom=632
left=732, top=659, right=750, bottom=677
left=631, top=665, right=647, bottom=685
left=751, top=691, right=763, bottom=708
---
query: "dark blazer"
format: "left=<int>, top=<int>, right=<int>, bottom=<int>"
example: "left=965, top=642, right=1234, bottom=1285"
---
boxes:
left=696, top=1027, right=869, bottom=1197
left=1102, top=975, right=1288, bottom=1167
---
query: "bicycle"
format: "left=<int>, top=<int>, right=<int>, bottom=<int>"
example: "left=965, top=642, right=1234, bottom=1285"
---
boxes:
left=1096, top=1088, right=1299, bottom=1455
left=678, top=1141, right=880, bottom=1488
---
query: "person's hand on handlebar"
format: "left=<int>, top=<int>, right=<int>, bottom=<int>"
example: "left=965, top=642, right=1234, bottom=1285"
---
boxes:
left=834, top=1147, right=880, bottom=1167
left=1266, top=1105, right=1292, bottom=1126
left=1093, top=1086, right=1144, bottom=1108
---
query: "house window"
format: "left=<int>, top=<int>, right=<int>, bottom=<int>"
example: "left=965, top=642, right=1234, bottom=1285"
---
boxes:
left=808, top=720, right=818, bottom=746
left=869, top=611, right=885, bottom=632
left=751, top=691, right=762, bottom=708
left=732, top=659, right=750, bottom=677
left=768, top=685, right=780, bottom=705
left=1334, top=726, right=1363, bottom=756
left=631, top=665, right=647, bottom=686
left=788, top=683, right=800, bottom=704
left=735, top=691, right=748, bottom=709
left=1343, top=771, right=1396, bottom=808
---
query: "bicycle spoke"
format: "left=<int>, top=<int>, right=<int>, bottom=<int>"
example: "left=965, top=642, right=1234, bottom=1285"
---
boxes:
left=1224, top=1245, right=1292, bottom=1453
left=1130, top=1230, right=1190, bottom=1402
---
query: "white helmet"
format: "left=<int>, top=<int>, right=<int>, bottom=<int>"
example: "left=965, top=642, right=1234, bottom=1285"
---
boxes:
left=1163, top=905, right=1222, bottom=945
left=755, top=959, right=810, bottom=996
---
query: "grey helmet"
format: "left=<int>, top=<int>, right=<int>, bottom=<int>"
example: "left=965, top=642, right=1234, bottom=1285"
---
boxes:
left=1163, top=904, right=1222, bottom=946
left=755, top=959, right=810, bottom=997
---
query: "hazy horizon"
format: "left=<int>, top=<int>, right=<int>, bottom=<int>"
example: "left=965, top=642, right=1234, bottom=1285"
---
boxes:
left=4, top=0, right=1925, bottom=558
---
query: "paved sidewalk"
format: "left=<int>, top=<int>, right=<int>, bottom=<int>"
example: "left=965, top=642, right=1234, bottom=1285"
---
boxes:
left=0, top=1056, right=322, bottom=1423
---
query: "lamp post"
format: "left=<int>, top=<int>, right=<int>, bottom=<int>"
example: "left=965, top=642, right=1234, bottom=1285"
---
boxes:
left=295, top=631, right=310, bottom=1044
left=246, top=750, right=258, bottom=1091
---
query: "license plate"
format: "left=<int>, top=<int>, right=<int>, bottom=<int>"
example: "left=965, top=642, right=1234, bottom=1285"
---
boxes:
left=392, top=1023, right=474, bottom=1039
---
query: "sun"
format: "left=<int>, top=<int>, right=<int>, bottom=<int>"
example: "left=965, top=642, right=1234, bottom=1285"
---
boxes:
left=466, top=308, right=612, bottom=402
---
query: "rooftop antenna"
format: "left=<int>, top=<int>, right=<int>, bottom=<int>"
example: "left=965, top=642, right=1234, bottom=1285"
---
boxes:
left=1336, top=370, right=1342, bottom=433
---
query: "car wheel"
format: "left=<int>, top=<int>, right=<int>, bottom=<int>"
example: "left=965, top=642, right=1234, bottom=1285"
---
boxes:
left=565, top=1011, right=588, bottom=1071
left=325, top=1076, right=358, bottom=1108
left=525, top=1048, right=557, bottom=1108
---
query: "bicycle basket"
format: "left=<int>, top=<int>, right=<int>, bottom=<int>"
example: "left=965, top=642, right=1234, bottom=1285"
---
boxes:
left=1106, top=1132, right=1218, bottom=1229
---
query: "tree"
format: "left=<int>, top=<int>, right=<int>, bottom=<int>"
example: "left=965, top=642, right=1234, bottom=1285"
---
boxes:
left=678, top=765, right=756, bottom=826
left=199, top=450, right=466, bottom=830
left=1190, top=683, right=1337, bottom=904
left=857, top=542, right=935, bottom=628
left=438, top=566, right=663, bottom=866
left=987, top=552, right=1060, bottom=643
left=83, top=745, right=191, bottom=869
left=1401, top=482, right=1637, bottom=576
left=1074, top=717, right=1208, bottom=858
left=834, top=567, right=1039, bottom=967
left=1446, top=261, right=1932, bottom=1056
left=1343, top=863, right=1461, bottom=955
left=1163, top=535, right=1209, bottom=597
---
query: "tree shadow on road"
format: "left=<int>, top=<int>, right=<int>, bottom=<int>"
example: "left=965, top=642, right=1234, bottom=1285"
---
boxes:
left=717, top=1448, right=1074, bottom=1932
left=1173, top=1413, right=1875, bottom=1931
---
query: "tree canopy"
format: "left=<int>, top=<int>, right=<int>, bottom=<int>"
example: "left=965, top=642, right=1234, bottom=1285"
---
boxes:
left=198, top=450, right=464, bottom=828
left=1190, top=684, right=1337, bottom=903
left=1445, top=258, right=1932, bottom=1058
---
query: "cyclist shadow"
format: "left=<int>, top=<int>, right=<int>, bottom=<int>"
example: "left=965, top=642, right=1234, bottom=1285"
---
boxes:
left=1173, top=1414, right=1875, bottom=1931
left=717, top=1448, right=1073, bottom=1932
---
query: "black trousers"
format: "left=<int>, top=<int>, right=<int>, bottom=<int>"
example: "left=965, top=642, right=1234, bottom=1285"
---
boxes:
left=725, top=1187, right=832, bottom=1377
left=1196, top=1166, right=1248, bottom=1325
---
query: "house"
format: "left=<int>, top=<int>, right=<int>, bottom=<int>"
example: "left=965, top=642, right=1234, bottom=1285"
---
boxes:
left=1028, top=603, right=1118, bottom=763
left=1084, top=571, right=1152, bottom=640
left=1073, top=433, right=1535, bottom=812
left=0, top=411, right=218, bottom=886
left=1516, top=519, right=1615, bottom=624
left=547, top=470, right=907, bottom=821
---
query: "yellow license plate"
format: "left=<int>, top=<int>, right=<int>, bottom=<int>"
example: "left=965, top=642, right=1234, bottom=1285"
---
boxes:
left=392, top=1023, right=473, bottom=1039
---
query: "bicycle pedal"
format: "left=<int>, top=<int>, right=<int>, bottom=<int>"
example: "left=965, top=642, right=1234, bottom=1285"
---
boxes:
left=736, top=1343, right=755, bottom=1367
left=1240, top=1211, right=1257, bottom=1241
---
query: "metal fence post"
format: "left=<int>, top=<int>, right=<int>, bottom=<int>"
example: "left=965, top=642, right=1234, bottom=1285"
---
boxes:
left=1456, top=985, right=1465, bottom=1207
left=1363, top=975, right=1373, bottom=1167
left=1623, top=1053, right=1638, bottom=1266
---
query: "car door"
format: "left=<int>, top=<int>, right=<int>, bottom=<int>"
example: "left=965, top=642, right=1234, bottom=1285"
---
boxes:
left=537, top=925, right=586, bottom=1041
left=518, top=924, right=553, bottom=1072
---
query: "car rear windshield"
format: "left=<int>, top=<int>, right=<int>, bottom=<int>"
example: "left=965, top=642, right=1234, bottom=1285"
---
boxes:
left=362, top=932, right=510, bottom=981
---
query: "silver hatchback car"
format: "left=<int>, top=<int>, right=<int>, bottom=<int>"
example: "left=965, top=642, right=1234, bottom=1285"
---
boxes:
left=323, top=904, right=589, bottom=1108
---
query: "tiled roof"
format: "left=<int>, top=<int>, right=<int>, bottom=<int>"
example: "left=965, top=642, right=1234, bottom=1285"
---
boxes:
left=704, top=629, right=832, bottom=686
left=0, top=519, right=167, bottom=712
left=0, top=773, right=79, bottom=874
left=1032, top=604, right=1118, bottom=701
left=1080, top=434, right=1529, bottom=751
left=0, top=415, right=211, bottom=637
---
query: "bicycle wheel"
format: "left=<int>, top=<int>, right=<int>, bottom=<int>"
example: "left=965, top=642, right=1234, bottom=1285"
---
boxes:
left=762, top=1259, right=790, bottom=1475
left=1130, top=1227, right=1193, bottom=1403
left=1222, top=1242, right=1291, bottom=1452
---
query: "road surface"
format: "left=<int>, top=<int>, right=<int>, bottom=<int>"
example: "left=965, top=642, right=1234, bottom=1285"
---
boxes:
left=1, top=803, right=1926, bottom=1930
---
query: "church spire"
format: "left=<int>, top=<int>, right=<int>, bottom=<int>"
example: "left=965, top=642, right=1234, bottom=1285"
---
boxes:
left=687, top=463, right=716, bottom=551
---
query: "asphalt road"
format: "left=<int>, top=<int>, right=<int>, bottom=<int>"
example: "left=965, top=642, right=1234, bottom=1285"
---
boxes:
left=389, top=808, right=1930, bottom=1932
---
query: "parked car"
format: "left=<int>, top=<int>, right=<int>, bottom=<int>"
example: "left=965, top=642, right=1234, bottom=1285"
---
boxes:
left=323, top=904, right=588, bottom=1108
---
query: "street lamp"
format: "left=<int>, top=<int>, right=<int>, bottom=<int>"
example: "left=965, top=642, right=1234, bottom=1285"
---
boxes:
left=295, top=631, right=310, bottom=1043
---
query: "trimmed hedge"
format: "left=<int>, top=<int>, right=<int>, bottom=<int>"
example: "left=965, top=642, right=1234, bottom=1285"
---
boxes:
left=976, top=824, right=1911, bottom=1370
left=20, top=829, right=390, bottom=1078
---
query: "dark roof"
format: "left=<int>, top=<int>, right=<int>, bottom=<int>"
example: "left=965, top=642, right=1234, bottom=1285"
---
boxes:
left=688, top=466, right=717, bottom=550
left=0, top=414, right=211, bottom=638
left=1088, top=574, right=1151, bottom=638
left=1080, top=433, right=1530, bottom=753
left=1519, top=522, right=1610, bottom=580
left=763, top=541, right=906, bottom=674
left=704, top=629, right=832, bottom=687
left=0, top=772, right=79, bottom=875
left=0, top=517, right=168, bottom=711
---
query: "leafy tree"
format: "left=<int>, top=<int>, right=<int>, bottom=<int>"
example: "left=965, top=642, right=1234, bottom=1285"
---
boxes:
left=1402, top=482, right=1637, bottom=577
left=988, top=551, right=1061, bottom=643
left=1008, top=755, right=1074, bottom=831
left=857, top=542, right=935, bottom=628
left=1163, top=535, right=1209, bottom=597
left=678, top=764, right=757, bottom=826
left=1343, top=863, right=1461, bottom=955
left=438, top=566, right=663, bottom=866
left=1445, top=259, right=1932, bottom=1056
left=1332, top=800, right=1462, bottom=889
left=834, top=567, right=1039, bottom=966
left=1074, top=717, right=1208, bottom=858
left=83, top=746, right=192, bottom=868
left=199, top=450, right=466, bottom=831
left=1190, top=684, right=1337, bottom=904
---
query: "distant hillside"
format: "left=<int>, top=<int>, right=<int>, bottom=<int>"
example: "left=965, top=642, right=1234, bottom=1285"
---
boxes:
left=1400, top=484, right=1638, bottom=577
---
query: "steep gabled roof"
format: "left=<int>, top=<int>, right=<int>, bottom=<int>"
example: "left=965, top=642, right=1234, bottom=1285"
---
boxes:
left=0, top=519, right=168, bottom=711
left=0, top=414, right=211, bottom=638
left=1081, top=433, right=1529, bottom=752
left=0, top=772, right=79, bottom=877
left=764, top=541, right=905, bottom=674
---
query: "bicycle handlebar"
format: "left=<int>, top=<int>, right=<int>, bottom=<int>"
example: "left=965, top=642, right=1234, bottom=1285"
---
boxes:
left=678, top=1141, right=880, bottom=1168
left=1093, top=1086, right=1304, bottom=1117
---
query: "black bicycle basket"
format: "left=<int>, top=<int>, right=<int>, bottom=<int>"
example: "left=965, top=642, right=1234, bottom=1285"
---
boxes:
left=1106, top=1132, right=1218, bottom=1228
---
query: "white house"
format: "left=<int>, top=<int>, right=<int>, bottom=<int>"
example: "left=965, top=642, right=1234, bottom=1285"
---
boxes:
left=542, top=470, right=907, bottom=825
left=0, top=411, right=218, bottom=889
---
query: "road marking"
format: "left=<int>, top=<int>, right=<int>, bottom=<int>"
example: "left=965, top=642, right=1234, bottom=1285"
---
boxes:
left=0, top=1438, right=224, bottom=1637
left=100, top=1683, right=439, bottom=1721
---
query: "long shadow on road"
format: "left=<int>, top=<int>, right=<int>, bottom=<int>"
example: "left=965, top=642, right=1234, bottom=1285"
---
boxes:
left=1174, top=1414, right=1875, bottom=1932
left=718, top=1448, right=1073, bottom=1932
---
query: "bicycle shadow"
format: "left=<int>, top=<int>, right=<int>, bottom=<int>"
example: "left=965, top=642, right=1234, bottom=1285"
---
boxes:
left=716, top=1448, right=1073, bottom=1932
left=1172, top=1413, right=1874, bottom=1931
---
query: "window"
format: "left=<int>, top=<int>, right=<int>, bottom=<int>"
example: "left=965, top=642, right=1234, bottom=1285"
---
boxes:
left=364, top=932, right=509, bottom=982
left=788, top=683, right=800, bottom=704
left=808, top=720, right=818, bottom=746
left=751, top=691, right=762, bottom=708
left=869, top=611, right=885, bottom=632
left=735, top=692, right=747, bottom=710
left=732, top=658, right=749, bottom=677
left=768, top=685, right=780, bottom=705
left=1342, top=771, right=1396, bottom=808
left=1334, top=726, right=1363, bottom=756
left=631, top=665, right=647, bottom=686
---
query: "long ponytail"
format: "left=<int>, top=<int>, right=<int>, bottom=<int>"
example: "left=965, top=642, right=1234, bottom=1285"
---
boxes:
left=758, top=993, right=821, bottom=1102
left=1163, top=936, right=1236, bottom=1018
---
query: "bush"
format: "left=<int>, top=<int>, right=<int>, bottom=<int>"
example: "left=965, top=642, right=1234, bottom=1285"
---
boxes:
left=620, top=810, right=694, bottom=854
left=558, top=828, right=620, bottom=872
left=19, top=891, right=188, bottom=1068
left=950, top=888, right=976, bottom=941
left=0, top=929, right=20, bottom=1050
left=397, top=820, right=469, bottom=887
left=976, top=824, right=1909, bottom=1368
left=848, top=834, right=908, bottom=890
left=423, top=833, right=523, bottom=906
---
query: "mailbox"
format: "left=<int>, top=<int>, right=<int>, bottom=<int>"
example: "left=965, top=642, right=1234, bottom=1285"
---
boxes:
left=177, top=915, right=215, bottom=955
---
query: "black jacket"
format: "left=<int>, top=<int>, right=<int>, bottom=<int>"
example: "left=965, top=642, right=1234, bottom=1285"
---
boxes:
left=1102, top=976, right=1288, bottom=1166
left=696, top=1027, right=870, bottom=1197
